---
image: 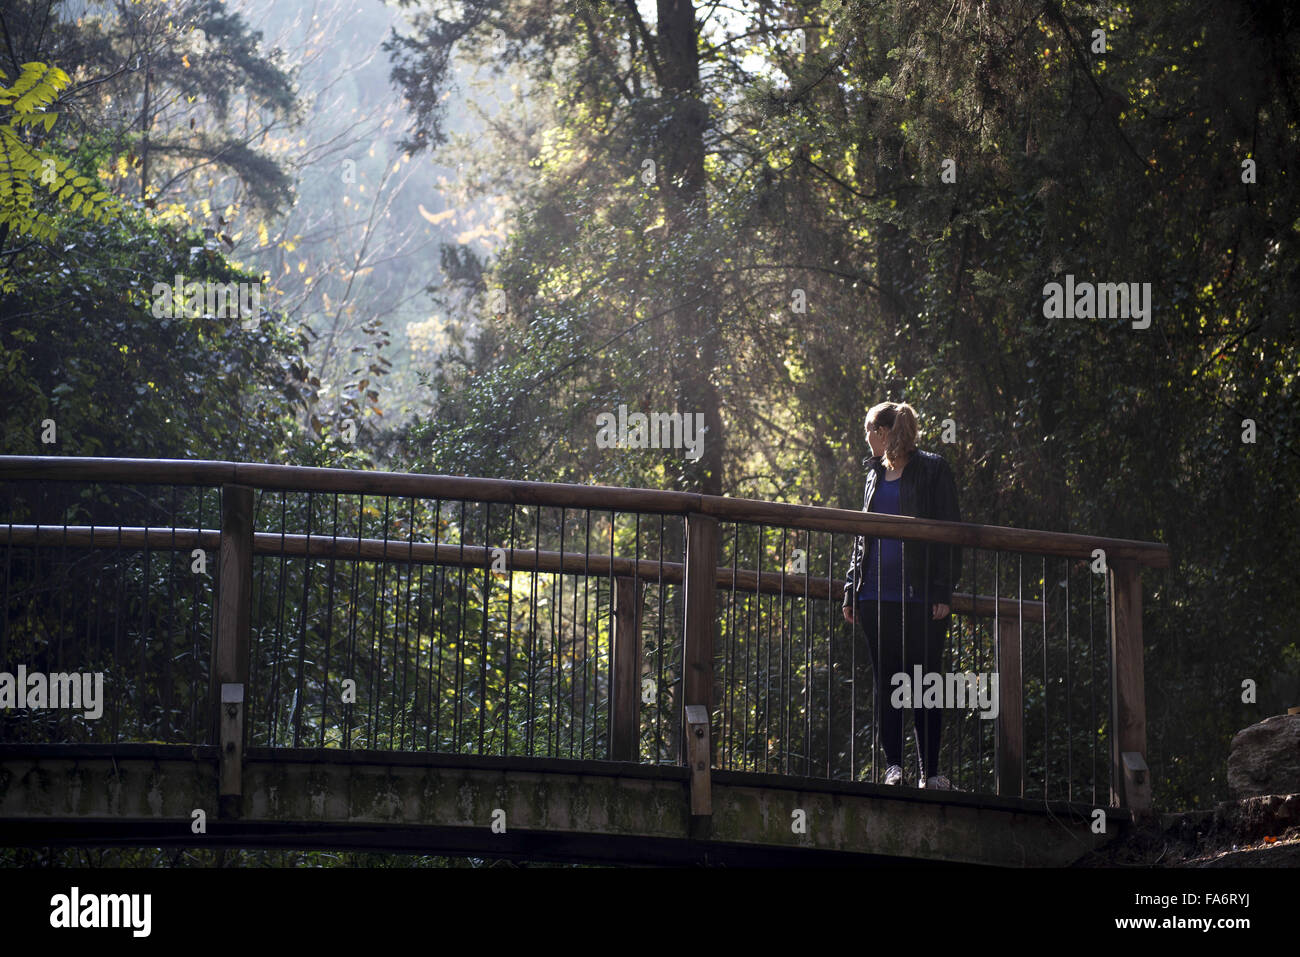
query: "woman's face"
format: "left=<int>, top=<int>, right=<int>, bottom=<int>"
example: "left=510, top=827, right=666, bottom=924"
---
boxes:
left=866, top=417, right=891, bottom=458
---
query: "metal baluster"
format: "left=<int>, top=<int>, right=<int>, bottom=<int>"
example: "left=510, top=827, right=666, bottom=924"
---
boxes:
left=1042, top=555, right=1048, bottom=799
left=826, top=532, right=833, bottom=780
left=559, top=507, right=569, bottom=759
left=401, top=496, right=417, bottom=751
left=480, top=501, right=491, bottom=756
left=726, top=523, right=739, bottom=771
left=428, top=499, right=442, bottom=751
left=656, top=514, right=667, bottom=763
left=454, top=500, right=467, bottom=753
left=344, top=494, right=363, bottom=750
left=1064, top=555, right=1072, bottom=801
left=527, top=505, right=540, bottom=757
left=504, top=504, right=517, bottom=756
left=795, top=527, right=806, bottom=780
left=292, top=491, right=313, bottom=748
left=1089, top=556, right=1096, bottom=805
left=321, top=493, right=338, bottom=749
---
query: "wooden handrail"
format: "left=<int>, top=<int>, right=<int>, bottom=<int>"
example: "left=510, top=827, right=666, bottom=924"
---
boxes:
left=1, top=523, right=1047, bottom=617
left=0, top=456, right=1170, bottom=567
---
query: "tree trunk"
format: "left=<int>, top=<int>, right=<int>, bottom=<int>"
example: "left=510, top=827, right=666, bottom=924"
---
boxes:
left=657, top=0, right=723, bottom=496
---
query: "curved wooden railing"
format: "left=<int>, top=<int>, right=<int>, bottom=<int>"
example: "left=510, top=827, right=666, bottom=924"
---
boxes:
left=0, top=456, right=1168, bottom=815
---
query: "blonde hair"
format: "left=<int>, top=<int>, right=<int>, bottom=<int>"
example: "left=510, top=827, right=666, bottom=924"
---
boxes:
left=865, top=401, right=919, bottom=468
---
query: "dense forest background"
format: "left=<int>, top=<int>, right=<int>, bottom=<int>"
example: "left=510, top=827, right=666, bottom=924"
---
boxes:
left=1, top=0, right=1298, bottom=865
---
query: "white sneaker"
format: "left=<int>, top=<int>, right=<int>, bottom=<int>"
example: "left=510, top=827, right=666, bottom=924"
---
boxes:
left=883, top=765, right=903, bottom=786
left=924, top=775, right=952, bottom=791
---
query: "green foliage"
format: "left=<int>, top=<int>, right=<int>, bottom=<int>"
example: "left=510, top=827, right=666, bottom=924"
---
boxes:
left=0, top=62, right=120, bottom=287
left=388, top=0, right=1300, bottom=810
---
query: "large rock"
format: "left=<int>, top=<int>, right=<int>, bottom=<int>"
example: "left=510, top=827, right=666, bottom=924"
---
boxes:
left=1227, top=713, right=1300, bottom=798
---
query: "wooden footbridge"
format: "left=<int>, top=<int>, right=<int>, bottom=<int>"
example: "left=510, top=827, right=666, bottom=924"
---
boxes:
left=0, top=457, right=1168, bottom=865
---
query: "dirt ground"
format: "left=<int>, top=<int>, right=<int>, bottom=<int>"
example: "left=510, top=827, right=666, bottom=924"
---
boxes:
left=1073, top=792, right=1300, bottom=867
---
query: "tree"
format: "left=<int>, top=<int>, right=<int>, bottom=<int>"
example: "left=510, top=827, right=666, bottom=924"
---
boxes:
left=0, top=61, right=119, bottom=288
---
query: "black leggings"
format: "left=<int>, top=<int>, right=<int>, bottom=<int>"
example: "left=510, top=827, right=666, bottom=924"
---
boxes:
left=857, top=599, right=949, bottom=778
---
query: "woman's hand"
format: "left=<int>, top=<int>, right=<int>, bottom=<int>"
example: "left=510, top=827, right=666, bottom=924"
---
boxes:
left=932, top=603, right=950, bottom=620
left=842, top=604, right=855, bottom=624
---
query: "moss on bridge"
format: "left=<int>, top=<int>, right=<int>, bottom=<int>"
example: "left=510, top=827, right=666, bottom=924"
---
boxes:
left=1, top=747, right=1120, bottom=865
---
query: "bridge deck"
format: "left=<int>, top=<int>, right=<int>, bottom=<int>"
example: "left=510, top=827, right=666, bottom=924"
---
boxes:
left=1, top=744, right=1121, bottom=866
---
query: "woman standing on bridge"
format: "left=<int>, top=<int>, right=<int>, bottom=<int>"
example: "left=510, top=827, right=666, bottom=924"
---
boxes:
left=842, top=402, right=962, bottom=790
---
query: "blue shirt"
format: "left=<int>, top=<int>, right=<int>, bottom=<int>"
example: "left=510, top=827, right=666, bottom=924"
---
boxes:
left=857, top=477, right=923, bottom=602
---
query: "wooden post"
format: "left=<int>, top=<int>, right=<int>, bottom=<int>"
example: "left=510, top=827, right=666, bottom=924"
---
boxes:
left=995, top=617, right=1023, bottom=798
left=610, top=576, right=645, bottom=762
left=682, top=514, right=718, bottom=835
left=1108, top=559, right=1151, bottom=815
left=685, top=704, right=712, bottom=832
left=212, top=484, right=253, bottom=819
left=682, top=514, right=718, bottom=759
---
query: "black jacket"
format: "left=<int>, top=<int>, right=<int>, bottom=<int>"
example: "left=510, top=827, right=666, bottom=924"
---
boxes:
left=843, top=448, right=962, bottom=607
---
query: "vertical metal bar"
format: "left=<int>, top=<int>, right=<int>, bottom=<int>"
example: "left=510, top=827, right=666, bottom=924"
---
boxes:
left=527, top=505, right=540, bottom=756
left=779, top=525, right=788, bottom=775
left=412, top=510, right=427, bottom=751
left=548, top=508, right=559, bottom=756
left=1089, top=559, right=1096, bottom=805
left=504, top=504, right=516, bottom=755
left=428, top=498, right=443, bottom=750
left=755, top=524, right=764, bottom=772
left=271, top=491, right=291, bottom=746
left=322, top=493, right=338, bottom=749
left=1064, top=555, right=1072, bottom=800
left=84, top=496, right=99, bottom=743
left=401, top=496, right=417, bottom=750
left=292, top=492, right=313, bottom=748
left=140, top=511, right=150, bottom=739
left=1042, top=554, right=1048, bottom=798
left=629, top=511, right=639, bottom=761
left=480, top=501, right=491, bottom=755
left=189, top=487, right=204, bottom=743
left=795, top=527, right=806, bottom=780
left=380, top=495, right=394, bottom=749
left=454, top=499, right=467, bottom=752
left=559, top=507, right=569, bottom=758
left=996, top=551, right=1023, bottom=799
left=113, top=517, right=123, bottom=744
left=922, top=536, right=931, bottom=782
left=55, top=483, right=67, bottom=738
left=656, top=514, right=666, bottom=762
left=725, top=523, right=739, bottom=770
left=946, top=550, right=959, bottom=784
left=163, top=485, right=178, bottom=740
left=963, top=547, right=978, bottom=783
left=603, top=510, right=615, bottom=757
left=581, top=508, right=591, bottom=759
left=826, top=532, right=833, bottom=780
left=344, top=494, right=363, bottom=750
